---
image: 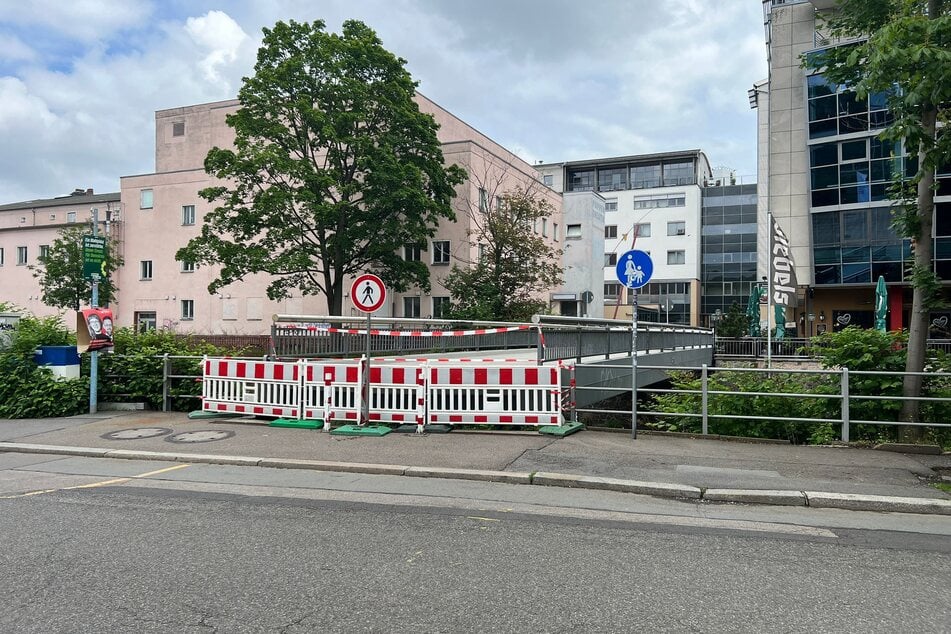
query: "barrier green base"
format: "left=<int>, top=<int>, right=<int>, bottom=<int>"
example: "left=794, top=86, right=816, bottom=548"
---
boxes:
left=393, top=424, right=452, bottom=434
left=330, top=425, right=392, bottom=437
left=188, top=410, right=233, bottom=420
left=270, top=419, right=322, bottom=430
left=538, top=422, right=585, bottom=437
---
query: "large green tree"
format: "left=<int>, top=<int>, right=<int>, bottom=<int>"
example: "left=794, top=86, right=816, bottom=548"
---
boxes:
left=176, top=20, right=466, bottom=314
left=813, top=0, right=950, bottom=425
left=443, top=184, right=562, bottom=322
left=29, top=225, right=122, bottom=311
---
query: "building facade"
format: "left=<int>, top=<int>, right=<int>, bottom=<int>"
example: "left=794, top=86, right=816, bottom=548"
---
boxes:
left=757, top=0, right=951, bottom=333
left=536, top=150, right=712, bottom=324
left=0, top=189, right=120, bottom=317
left=2, top=96, right=562, bottom=334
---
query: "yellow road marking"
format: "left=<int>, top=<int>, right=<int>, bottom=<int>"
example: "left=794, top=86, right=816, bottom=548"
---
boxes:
left=0, top=463, right=191, bottom=499
left=467, top=516, right=500, bottom=522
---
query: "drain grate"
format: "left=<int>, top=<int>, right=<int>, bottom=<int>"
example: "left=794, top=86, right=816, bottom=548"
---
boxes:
left=102, top=428, right=172, bottom=441
left=165, top=430, right=235, bottom=444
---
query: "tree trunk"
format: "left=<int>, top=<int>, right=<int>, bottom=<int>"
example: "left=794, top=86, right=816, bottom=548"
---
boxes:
left=899, top=105, right=938, bottom=438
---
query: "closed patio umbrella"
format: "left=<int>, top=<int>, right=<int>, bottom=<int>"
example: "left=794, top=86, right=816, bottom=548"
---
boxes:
left=874, top=275, right=887, bottom=332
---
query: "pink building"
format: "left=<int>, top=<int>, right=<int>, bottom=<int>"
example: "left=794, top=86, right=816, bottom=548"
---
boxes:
left=110, top=94, right=562, bottom=333
left=0, top=189, right=119, bottom=318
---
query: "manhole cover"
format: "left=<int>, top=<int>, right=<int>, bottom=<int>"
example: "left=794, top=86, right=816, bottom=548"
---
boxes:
left=102, top=427, right=173, bottom=440
left=165, top=430, right=235, bottom=444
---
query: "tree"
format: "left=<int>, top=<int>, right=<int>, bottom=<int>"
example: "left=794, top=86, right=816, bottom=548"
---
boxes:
left=176, top=20, right=466, bottom=314
left=716, top=302, right=748, bottom=339
left=30, top=225, right=122, bottom=311
left=443, top=182, right=562, bottom=322
left=812, top=0, right=950, bottom=426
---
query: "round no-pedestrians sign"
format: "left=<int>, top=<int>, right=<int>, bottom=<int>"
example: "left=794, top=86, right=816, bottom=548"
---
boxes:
left=350, top=274, right=387, bottom=313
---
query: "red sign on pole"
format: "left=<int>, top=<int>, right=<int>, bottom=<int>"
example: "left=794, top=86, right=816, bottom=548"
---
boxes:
left=350, top=274, right=386, bottom=313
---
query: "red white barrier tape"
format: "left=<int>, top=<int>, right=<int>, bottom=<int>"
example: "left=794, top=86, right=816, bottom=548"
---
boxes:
left=278, top=325, right=531, bottom=337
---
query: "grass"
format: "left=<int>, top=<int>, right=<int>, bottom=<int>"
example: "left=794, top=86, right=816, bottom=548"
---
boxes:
left=933, top=482, right=951, bottom=495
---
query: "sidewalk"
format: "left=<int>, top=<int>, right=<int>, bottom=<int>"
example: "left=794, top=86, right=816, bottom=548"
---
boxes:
left=1, top=411, right=949, bottom=514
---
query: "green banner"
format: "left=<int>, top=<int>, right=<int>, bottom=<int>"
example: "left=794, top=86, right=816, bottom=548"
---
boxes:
left=82, top=236, right=106, bottom=279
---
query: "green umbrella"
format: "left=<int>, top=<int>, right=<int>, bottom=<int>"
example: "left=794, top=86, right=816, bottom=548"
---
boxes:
left=746, top=286, right=762, bottom=337
left=874, top=275, right=887, bottom=332
left=774, top=304, right=785, bottom=341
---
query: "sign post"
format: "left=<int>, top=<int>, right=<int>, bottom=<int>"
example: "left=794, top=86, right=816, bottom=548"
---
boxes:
left=615, top=249, right=653, bottom=439
left=85, top=209, right=103, bottom=414
left=349, top=274, right=386, bottom=425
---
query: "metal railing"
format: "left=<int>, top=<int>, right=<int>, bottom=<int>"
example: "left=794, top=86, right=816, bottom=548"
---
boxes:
left=714, top=337, right=951, bottom=359
left=576, top=362, right=951, bottom=442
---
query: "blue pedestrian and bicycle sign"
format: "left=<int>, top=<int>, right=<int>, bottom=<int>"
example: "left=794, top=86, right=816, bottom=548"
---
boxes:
left=615, top=249, right=653, bottom=289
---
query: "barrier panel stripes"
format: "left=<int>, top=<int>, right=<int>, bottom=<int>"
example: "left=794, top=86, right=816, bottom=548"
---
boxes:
left=202, top=357, right=568, bottom=427
left=202, top=358, right=302, bottom=418
left=301, top=361, right=362, bottom=424
left=427, top=364, right=563, bottom=426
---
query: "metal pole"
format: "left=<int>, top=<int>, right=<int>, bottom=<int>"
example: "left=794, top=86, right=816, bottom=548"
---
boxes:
left=363, top=311, right=371, bottom=425
left=701, top=363, right=709, bottom=435
left=631, top=289, right=638, bottom=439
left=841, top=367, right=850, bottom=442
left=767, top=211, right=773, bottom=369
left=89, top=208, right=99, bottom=414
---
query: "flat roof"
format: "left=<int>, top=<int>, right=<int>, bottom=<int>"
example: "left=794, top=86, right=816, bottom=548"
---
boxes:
left=536, top=149, right=706, bottom=170
left=0, top=191, right=120, bottom=212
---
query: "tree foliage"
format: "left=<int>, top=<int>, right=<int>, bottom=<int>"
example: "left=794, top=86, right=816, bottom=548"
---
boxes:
left=810, top=0, right=951, bottom=424
left=443, top=185, right=562, bottom=322
left=29, top=225, right=122, bottom=311
left=176, top=19, right=466, bottom=314
left=715, top=302, right=749, bottom=338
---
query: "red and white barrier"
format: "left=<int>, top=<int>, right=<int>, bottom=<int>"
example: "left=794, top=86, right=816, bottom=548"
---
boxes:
left=427, top=364, right=563, bottom=426
left=365, top=364, right=426, bottom=428
left=202, top=358, right=303, bottom=418
left=301, top=361, right=362, bottom=424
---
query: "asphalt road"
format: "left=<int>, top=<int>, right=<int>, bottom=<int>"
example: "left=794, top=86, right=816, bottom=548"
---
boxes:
left=1, top=456, right=949, bottom=633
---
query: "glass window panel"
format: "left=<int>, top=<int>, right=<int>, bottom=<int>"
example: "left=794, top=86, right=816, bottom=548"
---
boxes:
left=871, top=184, right=888, bottom=201
left=871, top=207, right=896, bottom=241
left=663, top=161, right=695, bottom=186
left=814, top=247, right=840, bottom=265
left=871, top=244, right=902, bottom=261
left=812, top=212, right=840, bottom=245
left=870, top=111, right=894, bottom=129
left=839, top=114, right=869, bottom=134
left=812, top=166, right=838, bottom=189
left=808, top=95, right=837, bottom=121
left=630, top=164, right=661, bottom=188
left=812, top=188, right=839, bottom=207
left=903, top=239, right=913, bottom=260
left=870, top=159, right=893, bottom=183
left=935, top=202, right=951, bottom=237
left=869, top=91, right=888, bottom=111
left=597, top=167, right=627, bottom=191
left=934, top=261, right=951, bottom=278
left=809, top=119, right=838, bottom=139
left=807, top=73, right=836, bottom=98
left=841, top=140, right=867, bottom=161
left=838, top=91, right=866, bottom=115
left=936, top=238, right=951, bottom=259
left=905, top=156, right=919, bottom=178
left=840, top=186, right=870, bottom=205
left=810, top=143, right=838, bottom=167
left=841, top=246, right=870, bottom=263
left=872, top=262, right=903, bottom=282
left=815, top=265, right=841, bottom=284
left=567, top=169, right=595, bottom=191
left=842, top=210, right=868, bottom=242
left=842, top=262, right=871, bottom=283
left=839, top=163, right=870, bottom=185
left=871, top=138, right=901, bottom=159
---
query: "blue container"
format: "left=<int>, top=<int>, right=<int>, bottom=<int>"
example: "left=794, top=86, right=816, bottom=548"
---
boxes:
left=35, top=346, right=81, bottom=366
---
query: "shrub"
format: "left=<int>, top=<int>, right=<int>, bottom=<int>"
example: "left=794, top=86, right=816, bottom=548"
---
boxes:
left=0, top=354, right=87, bottom=418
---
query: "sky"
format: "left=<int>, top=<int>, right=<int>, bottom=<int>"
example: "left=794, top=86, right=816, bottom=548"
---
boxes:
left=0, top=0, right=768, bottom=204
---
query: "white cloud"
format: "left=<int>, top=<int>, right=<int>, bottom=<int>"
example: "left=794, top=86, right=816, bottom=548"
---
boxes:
left=185, top=10, right=252, bottom=88
left=0, top=0, right=153, bottom=41
left=0, top=32, right=36, bottom=62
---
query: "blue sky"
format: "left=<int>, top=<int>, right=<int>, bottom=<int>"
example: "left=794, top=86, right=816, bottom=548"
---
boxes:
left=0, top=0, right=768, bottom=203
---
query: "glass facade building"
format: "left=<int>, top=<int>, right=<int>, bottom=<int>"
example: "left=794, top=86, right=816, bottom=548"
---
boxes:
left=701, top=184, right=758, bottom=319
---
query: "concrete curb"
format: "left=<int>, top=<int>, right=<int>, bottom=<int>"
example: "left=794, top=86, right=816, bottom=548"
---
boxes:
left=2, top=442, right=950, bottom=515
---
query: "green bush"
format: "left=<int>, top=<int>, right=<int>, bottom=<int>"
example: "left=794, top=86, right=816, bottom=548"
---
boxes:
left=0, top=354, right=88, bottom=418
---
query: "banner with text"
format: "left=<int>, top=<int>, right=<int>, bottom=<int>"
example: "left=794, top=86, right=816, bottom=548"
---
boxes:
left=771, top=216, right=798, bottom=308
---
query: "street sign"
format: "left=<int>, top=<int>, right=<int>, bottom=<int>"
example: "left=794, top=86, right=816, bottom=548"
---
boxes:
left=615, top=249, right=653, bottom=289
left=82, top=236, right=106, bottom=280
left=350, top=274, right=386, bottom=313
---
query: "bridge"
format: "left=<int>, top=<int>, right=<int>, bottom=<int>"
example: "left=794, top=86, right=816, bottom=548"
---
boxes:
left=269, top=314, right=714, bottom=408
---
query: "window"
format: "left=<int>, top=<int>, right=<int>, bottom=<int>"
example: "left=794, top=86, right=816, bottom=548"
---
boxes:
left=597, top=166, right=627, bottom=191
left=566, top=224, right=582, bottom=239
left=633, top=223, right=651, bottom=238
left=39, top=245, right=50, bottom=260
left=432, top=240, right=450, bottom=264
left=634, top=193, right=686, bottom=209
left=479, top=188, right=488, bottom=211
left=181, top=260, right=196, bottom=273
left=172, top=121, right=185, bottom=137
left=17, top=246, right=27, bottom=265
left=404, top=243, right=422, bottom=261
left=182, top=205, right=195, bottom=226
left=67, top=211, right=77, bottom=223
left=663, top=161, right=695, bottom=186
left=0, top=248, right=4, bottom=266
left=542, top=174, right=553, bottom=187
left=496, top=196, right=503, bottom=211
left=134, top=311, right=156, bottom=333
left=604, top=283, right=621, bottom=300
left=604, top=199, right=618, bottom=212
left=605, top=225, right=618, bottom=239
left=403, top=296, right=421, bottom=318
left=552, top=223, right=558, bottom=240
left=181, top=299, right=194, bottom=321
left=604, top=253, right=618, bottom=267
left=478, top=243, right=486, bottom=261
left=432, top=296, right=451, bottom=319
left=140, top=260, right=153, bottom=280
left=667, top=250, right=686, bottom=265
left=667, top=221, right=686, bottom=236
left=567, top=168, right=595, bottom=192
left=541, top=218, right=547, bottom=236
left=630, top=163, right=661, bottom=188
left=140, top=189, right=153, bottom=209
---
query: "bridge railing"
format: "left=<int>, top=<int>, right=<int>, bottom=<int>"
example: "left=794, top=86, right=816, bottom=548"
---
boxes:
left=714, top=337, right=951, bottom=359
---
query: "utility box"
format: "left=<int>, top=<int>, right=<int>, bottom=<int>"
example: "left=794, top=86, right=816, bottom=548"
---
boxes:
left=34, top=346, right=81, bottom=380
